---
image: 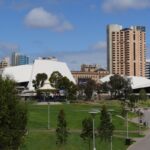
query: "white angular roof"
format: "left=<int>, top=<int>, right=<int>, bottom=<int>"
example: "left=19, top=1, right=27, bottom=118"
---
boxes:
left=100, top=74, right=150, bottom=90
left=2, top=59, right=75, bottom=91
left=2, top=65, right=32, bottom=83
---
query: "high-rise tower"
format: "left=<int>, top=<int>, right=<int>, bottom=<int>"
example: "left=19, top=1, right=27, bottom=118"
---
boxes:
left=107, top=24, right=146, bottom=77
left=11, top=52, right=29, bottom=66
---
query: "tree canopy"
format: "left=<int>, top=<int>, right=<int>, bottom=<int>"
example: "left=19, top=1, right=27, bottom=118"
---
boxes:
left=84, top=79, right=97, bottom=100
left=0, top=77, right=27, bottom=149
left=49, top=71, right=63, bottom=89
left=103, top=74, right=132, bottom=99
left=49, top=71, right=77, bottom=100
left=139, top=89, right=147, bottom=101
left=32, top=73, right=48, bottom=89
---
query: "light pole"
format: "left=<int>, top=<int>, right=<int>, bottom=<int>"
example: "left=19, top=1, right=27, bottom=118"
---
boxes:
left=126, top=110, right=129, bottom=138
left=125, top=107, right=130, bottom=145
left=48, top=101, right=50, bottom=129
left=89, top=109, right=100, bottom=150
left=138, top=109, right=142, bottom=135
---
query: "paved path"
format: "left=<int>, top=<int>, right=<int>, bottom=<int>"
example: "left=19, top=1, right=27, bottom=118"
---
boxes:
left=128, top=129, right=150, bottom=150
left=128, top=108, right=150, bottom=150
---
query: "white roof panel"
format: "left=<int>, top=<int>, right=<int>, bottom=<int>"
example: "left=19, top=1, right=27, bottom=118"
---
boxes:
left=100, top=75, right=150, bottom=90
left=2, top=65, right=32, bottom=83
left=27, top=59, right=76, bottom=90
left=2, top=59, right=75, bottom=91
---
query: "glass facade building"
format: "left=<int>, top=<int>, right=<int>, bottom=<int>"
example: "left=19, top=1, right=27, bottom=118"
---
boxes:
left=11, top=52, right=29, bottom=66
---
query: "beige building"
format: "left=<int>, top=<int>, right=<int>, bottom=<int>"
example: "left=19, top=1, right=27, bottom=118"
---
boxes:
left=72, top=64, right=109, bottom=84
left=0, top=57, right=10, bottom=69
left=107, top=24, right=146, bottom=77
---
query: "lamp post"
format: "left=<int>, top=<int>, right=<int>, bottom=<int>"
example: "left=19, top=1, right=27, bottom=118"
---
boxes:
left=89, top=109, right=100, bottom=150
left=125, top=107, right=130, bottom=145
left=138, top=109, right=142, bottom=135
left=126, top=109, right=129, bottom=139
left=48, top=101, right=50, bottom=129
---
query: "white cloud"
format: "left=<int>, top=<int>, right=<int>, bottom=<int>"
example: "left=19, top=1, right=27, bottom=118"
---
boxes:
left=25, top=7, right=74, bottom=32
left=102, top=0, right=150, bottom=12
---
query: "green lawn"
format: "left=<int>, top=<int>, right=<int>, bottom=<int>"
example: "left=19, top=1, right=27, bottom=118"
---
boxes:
left=21, top=101, right=141, bottom=150
left=21, top=131, right=128, bottom=150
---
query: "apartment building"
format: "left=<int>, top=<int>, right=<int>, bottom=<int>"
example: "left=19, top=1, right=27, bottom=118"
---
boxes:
left=107, top=24, right=146, bottom=77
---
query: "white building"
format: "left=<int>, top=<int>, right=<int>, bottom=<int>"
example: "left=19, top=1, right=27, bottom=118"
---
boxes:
left=1, top=59, right=75, bottom=91
left=100, top=74, right=150, bottom=90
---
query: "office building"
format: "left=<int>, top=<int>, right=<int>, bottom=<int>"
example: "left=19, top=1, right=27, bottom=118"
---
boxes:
left=11, top=52, right=18, bottom=66
left=11, top=52, right=29, bottom=66
left=107, top=24, right=146, bottom=77
left=18, top=55, right=29, bottom=65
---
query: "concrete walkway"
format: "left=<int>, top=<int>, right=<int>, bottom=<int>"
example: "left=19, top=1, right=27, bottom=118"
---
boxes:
left=128, top=108, right=150, bottom=150
left=128, top=129, right=150, bottom=150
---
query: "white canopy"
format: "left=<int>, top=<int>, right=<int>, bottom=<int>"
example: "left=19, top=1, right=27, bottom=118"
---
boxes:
left=39, top=80, right=55, bottom=90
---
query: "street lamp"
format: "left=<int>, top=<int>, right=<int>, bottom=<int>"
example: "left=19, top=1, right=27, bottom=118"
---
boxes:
left=48, top=101, right=50, bottom=129
left=89, top=109, right=100, bottom=150
left=138, top=109, right=143, bottom=135
left=125, top=107, right=130, bottom=145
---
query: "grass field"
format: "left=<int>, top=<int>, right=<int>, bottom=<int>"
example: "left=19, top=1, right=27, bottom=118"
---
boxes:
left=21, top=101, right=141, bottom=150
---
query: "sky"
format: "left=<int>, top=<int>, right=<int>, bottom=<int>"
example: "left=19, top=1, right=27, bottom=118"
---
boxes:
left=0, top=0, right=150, bottom=70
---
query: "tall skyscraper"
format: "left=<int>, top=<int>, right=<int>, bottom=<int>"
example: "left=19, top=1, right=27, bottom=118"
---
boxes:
left=11, top=52, right=29, bottom=66
left=107, top=24, right=146, bottom=77
left=11, top=52, right=19, bottom=66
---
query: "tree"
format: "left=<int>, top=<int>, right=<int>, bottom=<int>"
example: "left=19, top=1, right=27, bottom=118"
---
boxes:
left=100, top=82, right=110, bottom=93
left=139, top=89, right=147, bottom=101
left=67, top=81, right=78, bottom=100
left=128, top=94, right=138, bottom=111
left=0, top=77, right=27, bottom=149
left=49, top=71, right=63, bottom=89
left=77, top=84, right=86, bottom=100
left=84, top=79, right=97, bottom=100
left=49, top=72, right=77, bottom=101
left=121, top=101, right=127, bottom=118
left=80, top=117, right=93, bottom=150
left=98, top=105, right=114, bottom=141
left=56, top=109, right=69, bottom=145
left=109, top=74, right=131, bottom=99
left=32, top=73, right=48, bottom=89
